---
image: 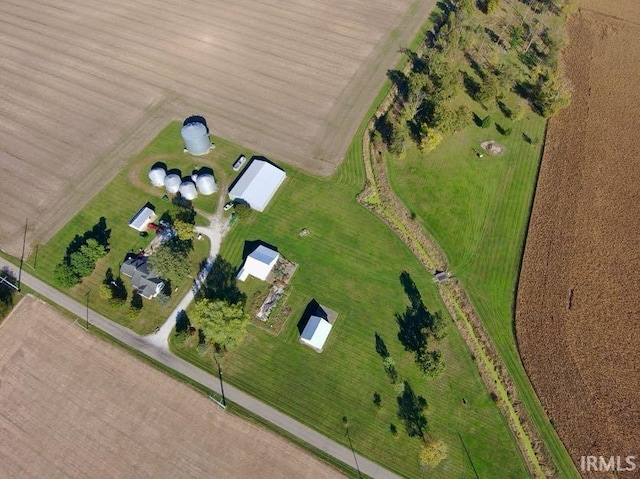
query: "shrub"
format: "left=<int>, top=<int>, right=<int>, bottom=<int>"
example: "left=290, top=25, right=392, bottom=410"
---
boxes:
left=419, top=127, right=443, bottom=154
left=54, top=263, right=80, bottom=288
left=99, top=283, right=113, bottom=300
left=420, top=439, right=448, bottom=467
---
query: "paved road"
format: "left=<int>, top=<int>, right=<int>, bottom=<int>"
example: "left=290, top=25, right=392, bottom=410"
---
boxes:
left=0, top=257, right=400, bottom=479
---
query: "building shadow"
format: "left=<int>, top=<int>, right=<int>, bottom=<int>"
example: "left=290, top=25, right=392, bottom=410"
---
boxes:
left=296, top=299, right=327, bottom=335
left=241, top=239, right=279, bottom=261
left=183, top=115, right=209, bottom=133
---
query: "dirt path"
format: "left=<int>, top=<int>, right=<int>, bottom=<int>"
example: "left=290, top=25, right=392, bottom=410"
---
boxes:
left=515, top=2, right=640, bottom=477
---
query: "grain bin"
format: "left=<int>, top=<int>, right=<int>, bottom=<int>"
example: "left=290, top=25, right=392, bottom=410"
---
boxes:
left=164, top=174, right=181, bottom=194
left=179, top=181, right=198, bottom=200
left=181, top=122, right=212, bottom=156
left=148, top=166, right=167, bottom=187
left=196, top=174, right=217, bottom=195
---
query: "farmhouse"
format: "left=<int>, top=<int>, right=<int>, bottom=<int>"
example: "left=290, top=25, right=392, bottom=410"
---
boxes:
left=237, top=245, right=280, bottom=282
left=128, top=205, right=156, bottom=232
left=120, top=256, right=165, bottom=300
left=228, top=158, right=286, bottom=212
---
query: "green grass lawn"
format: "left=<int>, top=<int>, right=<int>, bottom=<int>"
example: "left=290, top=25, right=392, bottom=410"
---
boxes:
left=171, top=150, right=530, bottom=477
left=27, top=123, right=260, bottom=334
left=386, top=92, right=576, bottom=476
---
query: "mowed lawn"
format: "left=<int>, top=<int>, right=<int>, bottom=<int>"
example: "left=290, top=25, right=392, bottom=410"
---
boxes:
left=172, top=150, right=529, bottom=478
left=386, top=94, right=572, bottom=471
left=28, top=124, right=255, bottom=334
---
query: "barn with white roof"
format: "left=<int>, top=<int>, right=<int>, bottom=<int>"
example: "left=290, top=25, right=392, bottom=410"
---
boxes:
left=236, top=245, right=280, bottom=282
left=228, top=158, right=286, bottom=212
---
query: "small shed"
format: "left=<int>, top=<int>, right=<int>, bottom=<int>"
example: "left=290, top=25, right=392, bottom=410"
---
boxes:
left=179, top=181, right=198, bottom=200
left=236, top=245, right=279, bottom=282
left=148, top=166, right=167, bottom=187
left=181, top=122, right=212, bottom=156
left=196, top=174, right=217, bottom=195
left=300, top=316, right=333, bottom=352
left=129, top=205, right=156, bottom=232
left=164, top=174, right=181, bottom=194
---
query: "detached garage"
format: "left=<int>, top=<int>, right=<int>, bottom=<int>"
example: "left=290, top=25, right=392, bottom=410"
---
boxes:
left=236, top=245, right=280, bottom=282
left=228, top=158, right=286, bottom=212
left=300, top=316, right=333, bottom=353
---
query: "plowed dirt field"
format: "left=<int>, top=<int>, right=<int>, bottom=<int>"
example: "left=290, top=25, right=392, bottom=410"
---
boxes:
left=0, top=295, right=342, bottom=479
left=516, top=2, right=640, bottom=477
left=0, top=0, right=435, bottom=256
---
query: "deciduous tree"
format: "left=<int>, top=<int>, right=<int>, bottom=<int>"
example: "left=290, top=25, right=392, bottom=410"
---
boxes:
left=190, top=299, right=249, bottom=351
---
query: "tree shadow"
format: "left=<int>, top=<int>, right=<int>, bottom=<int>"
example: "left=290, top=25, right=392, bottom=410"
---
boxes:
left=176, top=310, right=191, bottom=334
left=522, top=132, right=534, bottom=144
left=375, top=332, right=389, bottom=359
left=396, top=381, right=428, bottom=440
left=472, top=112, right=484, bottom=127
left=387, top=69, right=409, bottom=99
left=497, top=99, right=512, bottom=119
left=495, top=123, right=507, bottom=135
left=199, top=255, right=246, bottom=306
left=462, top=71, right=481, bottom=101
left=373, top=113, right=394, bottom=145
left=65, top=217, right=111, bottom=261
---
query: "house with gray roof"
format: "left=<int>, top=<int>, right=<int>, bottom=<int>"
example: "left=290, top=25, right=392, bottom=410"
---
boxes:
left=120, top=256, right=165, bottom=300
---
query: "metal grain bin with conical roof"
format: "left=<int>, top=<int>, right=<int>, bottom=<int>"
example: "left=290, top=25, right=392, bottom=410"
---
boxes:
left=148, top=166, right=167, bottom=187
left=179, top=181, right=198, bottom=200
left=164, top=174, right=181, bottom=194
left=181, top=122, right=212, bottom=156
left=196, top=174, right=217, bottom=195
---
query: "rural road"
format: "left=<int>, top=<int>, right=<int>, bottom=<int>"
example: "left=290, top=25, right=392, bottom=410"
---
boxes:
left=0, top=257, right=399, bottom=479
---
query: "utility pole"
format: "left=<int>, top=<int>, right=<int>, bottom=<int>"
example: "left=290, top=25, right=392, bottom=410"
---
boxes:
left=18, top=218, right=28, bottom=291
left=214, top=355, right=226, bottom=407
left=345, top=426, right=362, bottom=479
left=85, top=290, right=90, bottom=330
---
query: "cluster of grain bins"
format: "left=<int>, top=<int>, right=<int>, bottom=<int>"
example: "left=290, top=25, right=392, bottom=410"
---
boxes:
left=146, top=116, right=218, bottom=199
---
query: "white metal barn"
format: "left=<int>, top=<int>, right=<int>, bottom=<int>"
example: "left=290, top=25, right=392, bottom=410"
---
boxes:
left=128, top=205, right=156, bottom=232
left=300, top=316, right=333, bottom=352
left=228, top=159, right=286, bottom=212
left=236, top=245, right=280, bottom=282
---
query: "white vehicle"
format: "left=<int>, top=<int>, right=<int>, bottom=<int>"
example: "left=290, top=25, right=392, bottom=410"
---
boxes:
left=223, top=201, right=234, bottom=211
left=232, top=155, right=247, bottom=171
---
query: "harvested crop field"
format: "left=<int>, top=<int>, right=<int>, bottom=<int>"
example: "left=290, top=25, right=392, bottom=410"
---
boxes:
left=516, top=2, right=640, bottom=476
left=0, top=0, right=435, bottom=257
left=0, top=295, right=342, bottom=479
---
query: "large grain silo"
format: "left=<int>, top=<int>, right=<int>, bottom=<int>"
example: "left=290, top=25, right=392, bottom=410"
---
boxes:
left=181, top=121, right=212, bottom=156
left=179, top=181, right=198, bottom=200
left=148, top=166, right=167, bottom=187
left=196, top=173, right=217, bottom=195
left=164, top=174, right=181, bottom=194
